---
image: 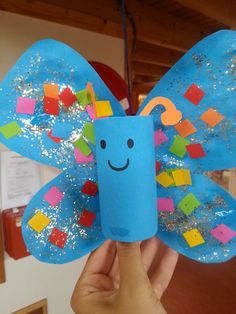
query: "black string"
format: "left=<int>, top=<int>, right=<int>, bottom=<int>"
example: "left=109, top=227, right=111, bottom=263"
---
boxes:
left=120, top=0, right=133, bottom=112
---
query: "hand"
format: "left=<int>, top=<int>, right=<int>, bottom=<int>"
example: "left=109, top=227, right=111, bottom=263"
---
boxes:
left=71, top=237, right=178, bottom=314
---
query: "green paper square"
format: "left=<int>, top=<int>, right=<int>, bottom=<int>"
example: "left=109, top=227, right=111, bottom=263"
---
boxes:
left=82, top=122, right=95, bottom=145
left=73, top=136, right=91, bottom=156
left=75, top=90, right=91, bottom=107
left=169, top=135, right=190, bottom=158
left=0, top=121, right=22, bottom=139
left=178, top=192, right=201, bottom=216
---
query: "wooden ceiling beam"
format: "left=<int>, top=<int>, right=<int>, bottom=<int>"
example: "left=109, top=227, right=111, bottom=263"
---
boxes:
left=0, top=0, right=125, bottom=38
left=133, top=61, right=168, bottom=78
left=125, top=1, right=211, bottom=51
left=175, top=0, right=236, bottom=28
left=0, top=0, right=211, bottom=52
left=133, top=41, right=183, bottom=67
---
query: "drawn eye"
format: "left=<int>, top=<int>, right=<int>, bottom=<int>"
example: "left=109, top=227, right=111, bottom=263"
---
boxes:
left=127, top=138, right=134, bottom=148
left=100, top=140, right=106, bottom=149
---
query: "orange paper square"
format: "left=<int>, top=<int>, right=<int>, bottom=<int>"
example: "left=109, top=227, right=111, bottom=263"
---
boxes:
left=44, top=83, right=59, bottom=99
left=174, top=119, right=197, bottom=138
left=200, top=108, right=224, bottom=127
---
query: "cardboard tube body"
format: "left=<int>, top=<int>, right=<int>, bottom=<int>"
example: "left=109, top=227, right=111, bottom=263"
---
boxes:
left=94, top=116, right=157, bottom=242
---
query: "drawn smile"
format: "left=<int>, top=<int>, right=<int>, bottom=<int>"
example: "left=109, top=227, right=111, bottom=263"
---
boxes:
left=108, top=158, right=130, bottom=171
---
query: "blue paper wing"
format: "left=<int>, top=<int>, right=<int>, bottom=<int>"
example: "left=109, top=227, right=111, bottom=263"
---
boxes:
left=156, top=173, right=236, bottom=263
left=22, top=164, right=104, bottom=264
left=138, top=30, right=236, bottom=172
left=138, top=30, right=236, bottom=263
left=0, top=39, right=125, bottom=170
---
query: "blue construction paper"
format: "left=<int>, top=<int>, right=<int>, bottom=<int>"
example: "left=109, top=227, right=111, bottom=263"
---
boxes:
left=94, top=116, right=157, bottom=241
left=138, top=30, right=236, bottom=172
left=156, top=173, right=236, bottom=263
left=0, top=39, right=125, bottom=170
left=22, top=164, right=104, bottom=264
left=1, top=31, right=236, bottom=264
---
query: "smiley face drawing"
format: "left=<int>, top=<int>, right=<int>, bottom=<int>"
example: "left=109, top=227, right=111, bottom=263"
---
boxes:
left=94, top=116, right=158, bottom=241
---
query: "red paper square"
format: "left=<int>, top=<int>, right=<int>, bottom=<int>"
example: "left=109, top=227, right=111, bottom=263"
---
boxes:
left=186, top=143, right=206, bottom=159
left=81, top=180, right=98, bottom=196
left=156, top=161, right=162, bottom=173
left=78, top=209, right=96, bottom=228
left=44, top=96, right=59, bottom=116
left=59, top=87, right=77, bottom=107
left=47, top=130, right=62, bottom=143
left=48, top=227, right=68, bottom=248
left=184, top=84, right=205, bottom=105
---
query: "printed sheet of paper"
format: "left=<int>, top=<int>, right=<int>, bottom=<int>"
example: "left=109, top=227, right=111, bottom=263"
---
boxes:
left=0, top=151, right=41, bottom=209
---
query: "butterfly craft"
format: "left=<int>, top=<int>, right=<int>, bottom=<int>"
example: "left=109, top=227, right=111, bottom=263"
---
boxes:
left=0, top=30, right=236, bottom=264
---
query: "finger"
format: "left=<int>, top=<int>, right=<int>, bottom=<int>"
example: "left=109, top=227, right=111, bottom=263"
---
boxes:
left=81, top=240, right=116, bottom=277
left=141, top=237, right=161, bottom=272
left=150, top=247, right=178, bottom=299
left=117, top=242, right=150, bottom=290
left=108, top=254, right=119, bottom=288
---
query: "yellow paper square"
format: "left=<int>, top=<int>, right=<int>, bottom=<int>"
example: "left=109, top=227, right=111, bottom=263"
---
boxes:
left=28, top=211, right=51, bottom=233
left=156, top=172, right=174, bottom=188
left=183, top=228, right=205, bottom=247
left=172, top=169, right=192, bottom=186
left=95, top=100, right=113, bottom=117
left=44, top=83, right=59, bottom=99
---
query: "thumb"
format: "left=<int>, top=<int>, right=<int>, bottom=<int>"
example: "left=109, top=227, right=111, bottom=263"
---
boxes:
left=117, top=242, right=149, bottom=289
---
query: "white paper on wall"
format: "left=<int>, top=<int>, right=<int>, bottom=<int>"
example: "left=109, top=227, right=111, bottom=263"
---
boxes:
left=0, top=151, right=41, bottom=210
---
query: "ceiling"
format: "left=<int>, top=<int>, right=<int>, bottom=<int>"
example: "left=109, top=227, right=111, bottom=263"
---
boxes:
left=0, top=0, right=234, bottom=106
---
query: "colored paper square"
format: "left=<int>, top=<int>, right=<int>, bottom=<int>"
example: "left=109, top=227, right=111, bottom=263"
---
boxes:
left=59, top=87, right=77, bottom=107
left=74, top=148, right=94, bottom=163
left=200, top=108, right=224, bottom=127
left=44, top=83, right=59, bottom=99
left=154, top=129, right=169, bottom=146
left=169, top=135, right=190, bottom=158
left=28, top=212, right=51, bottom=233
left=186, top=143, right=206, bottom=159
left=210, top=224, right=236, bottom=244
left=178, top=192, right=201, bottom=215
left=174, top=119, right=197, bottom=138
left=44, top=186, right=64, bottom=207
left=157, top=198, right=174, bottom=212
left=183, top=228, right=205, bottom=247
left=76, top=89, right=91, bottom=107
left=95, top=100, right=113, bottom=117
left=86, top=105, right=96, bottom=120
left=73, top=136, right=92, bottom=156
left=81, top=180, right=98, bottom=196
left=184, top=84, right=205, bottom=105
left=172, top=169, right=192, bottom=186
left=156, top=172, right=174, bottom=188
left=44, top=96, right=59, bottom=116
left=16, top=97, right=36, bottom=115
left=48, top=227, right=68, bottom=249
left=0, top=121, right=22, bottom=139
left=82, top=122, right=95, bottom=145
left=156, top=161, right=162, bottom=173
left=47, top=130, right=62, bottom=143
left=78, top=209, right=96, bottom=228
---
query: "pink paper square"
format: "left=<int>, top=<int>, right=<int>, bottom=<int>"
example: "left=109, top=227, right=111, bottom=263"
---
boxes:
left=16, top=97, right=36, bottom=115
left=74, top=148, right=94, bottom=163
left=157, top=198, right=174, bottom=212
left=154, top=129, right=168, bottom=146
left=86, top=105, right=96, bottom=120
left=44, top=186, right=64, bottom=207
left=210, top=224, right=236, bottom=244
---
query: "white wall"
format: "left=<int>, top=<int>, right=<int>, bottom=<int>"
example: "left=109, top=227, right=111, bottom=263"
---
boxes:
left=0, top=11, right=124, bottom=314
